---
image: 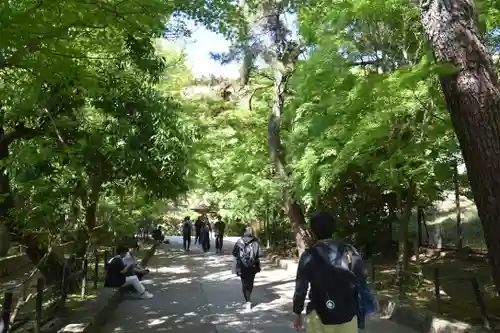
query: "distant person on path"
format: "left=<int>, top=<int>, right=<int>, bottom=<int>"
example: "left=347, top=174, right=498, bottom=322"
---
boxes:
left=214, top=215, right=226, bottom=253
left=194, top=217, right=202, bottom=245
left=105, top=245, right=153, bottom=299
left=200, top=216, right=212, bottom=253
left=232, top=226, right=261, bottom=311
left=182, top=216, right=193, bottom=251
left=292, top=211, right=370, bottom=333
left=152, top=225, right=164, bottom=243
left=123, top=241, right=150, bottom=281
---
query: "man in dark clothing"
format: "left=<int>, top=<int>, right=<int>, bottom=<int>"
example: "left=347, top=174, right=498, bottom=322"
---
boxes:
left=214, top=215, right=226, bottom=253
left=194, top=217, right=202, bottom=244
left=292, top=211, right=366, bottom=333
left=152, top=225, right=164, bottom=243
left=232, top=226, right=261, bottom=311
left=104, top=245, right=153, bottom=299
left=182, top=216, right=193, bottom=251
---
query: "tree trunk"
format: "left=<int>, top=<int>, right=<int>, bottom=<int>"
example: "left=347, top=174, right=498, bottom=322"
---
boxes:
left=22, top=234, right=69, bottom=287
left=420, top=0, right=500, bottom=296
left=0, top=130, right=14, bottom=256
left=0, top=124, right=69, bottom=285
left=397, top=183, right=415, bottom=275
left=74, top=175, right=102, bottom=258
left=267, top=67, right=310, bottom=250
left=417, top=206, right=423, bottom=247
left=0, top=223, right=10, bottom=257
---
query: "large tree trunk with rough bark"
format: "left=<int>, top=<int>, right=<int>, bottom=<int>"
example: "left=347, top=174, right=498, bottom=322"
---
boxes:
left=420, top=0, right=500, bottom=296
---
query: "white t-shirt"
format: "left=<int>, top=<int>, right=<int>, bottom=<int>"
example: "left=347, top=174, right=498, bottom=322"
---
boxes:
left=122, top=252, right=136, bottom=266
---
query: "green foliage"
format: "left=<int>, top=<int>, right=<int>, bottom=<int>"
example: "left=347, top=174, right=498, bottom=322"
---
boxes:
left=2, top=0, right=498, bottom=256
left=184, top=0, right=499, bottom=251
left=0, top=0, right=243, bottom=250
left=182, top=83, right=280, bottom=222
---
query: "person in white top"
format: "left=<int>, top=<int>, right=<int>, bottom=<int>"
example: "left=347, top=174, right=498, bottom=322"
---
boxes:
left=122, top=241, right=150, bottom=280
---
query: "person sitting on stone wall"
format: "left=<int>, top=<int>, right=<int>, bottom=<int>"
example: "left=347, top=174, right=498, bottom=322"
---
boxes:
left=104, top=245, right=153, bottom=299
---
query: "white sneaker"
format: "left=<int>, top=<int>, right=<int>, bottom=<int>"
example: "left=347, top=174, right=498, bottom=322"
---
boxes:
left=245, top=302, right=252, bottom=311
left=140, top=291, right=153, bottom=299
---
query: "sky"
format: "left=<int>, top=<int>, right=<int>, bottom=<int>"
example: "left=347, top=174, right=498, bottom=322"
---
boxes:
left=174, top=20, right=240, bottom=79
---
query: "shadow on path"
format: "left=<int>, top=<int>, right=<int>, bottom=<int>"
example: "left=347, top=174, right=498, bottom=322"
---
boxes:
left=100, top=241, right=296, bottom=333
left=101, top=239, right=418, bottom=333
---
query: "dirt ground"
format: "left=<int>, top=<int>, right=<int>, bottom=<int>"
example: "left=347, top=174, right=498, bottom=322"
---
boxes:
left=371, top=250, right=500, bottom=328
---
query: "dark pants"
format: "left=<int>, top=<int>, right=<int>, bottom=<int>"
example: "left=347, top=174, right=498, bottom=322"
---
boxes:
left=240, top=273, right=256, bottom=302
left=215, top=235, right=224, bottom=250
left=201, top=232, right=210, bottom=252
left=194, top=231, right=201, bottom=244
left=183, top=234, right=191, bottom=251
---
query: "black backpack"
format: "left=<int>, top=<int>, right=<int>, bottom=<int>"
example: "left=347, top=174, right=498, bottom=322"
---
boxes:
left=309, top=243, right=359, bottom=325
left=238, top=240, right=256, bottom=269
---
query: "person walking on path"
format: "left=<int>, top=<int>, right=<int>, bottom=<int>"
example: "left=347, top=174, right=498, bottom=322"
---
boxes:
left=200, top=216, right=212, bottom=253
left=152, top=225, right=164, bottom=244
left=182, top=216, right=193, bottom=251
left=105, top=245, right=153, bottom=299
left=214, top=215, right=226, bottom=253
left=232, top=226, right=261, bottom=311
left=292, top=211, right=370, bottom=333
left=194, top=217, right=202, bottom=245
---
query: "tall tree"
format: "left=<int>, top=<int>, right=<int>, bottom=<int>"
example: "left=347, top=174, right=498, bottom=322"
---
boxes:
left=420, top=0, right=500, bottom=295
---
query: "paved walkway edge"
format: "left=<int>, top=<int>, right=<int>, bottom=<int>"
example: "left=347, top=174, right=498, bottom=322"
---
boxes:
left=265, top=252, right=490, bottom=333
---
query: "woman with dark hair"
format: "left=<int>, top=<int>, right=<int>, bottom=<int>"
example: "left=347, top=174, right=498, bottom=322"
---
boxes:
left=105, top=245, right=153, bottom=299
left=200, top=216, right=212, bottom=253
left=232, top=226, right=261, bottom=311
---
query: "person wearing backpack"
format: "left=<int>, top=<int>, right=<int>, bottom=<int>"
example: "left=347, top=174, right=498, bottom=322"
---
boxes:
left=232, top=226, right=261, bottom=311
left=292, top=211, right=374, bottom=333
left=182, top=216, right=193, bottom=251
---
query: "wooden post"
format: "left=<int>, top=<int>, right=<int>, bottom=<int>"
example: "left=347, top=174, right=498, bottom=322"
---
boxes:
left=371, top=262, right=375, bottom=283
left=61, top=257, right=70, bottom=304
left=81, top=257, right=88, bottom=299
left=1, top=292, right=13, bottom=333
left=398, top=271, right=404, bottom=300
left=453, top=160, right=463, bottom=249
left=417, top=206, right=423, bottom=247
left=34, top=278, right=44, bottom=333
left=433, top=268, right=441, bottom=313
left=363, top=260, right=375, bottom=284
left=470, top=277, right=491, bottom=329
left=93, top=253, right=99, bottom=290
left=104, top=250, right=110, bottom=270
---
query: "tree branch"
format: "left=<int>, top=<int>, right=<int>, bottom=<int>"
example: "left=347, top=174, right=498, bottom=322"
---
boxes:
left=1, top=124, right=43, bottom=146
left=347, top=60, right=379, bottom=67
